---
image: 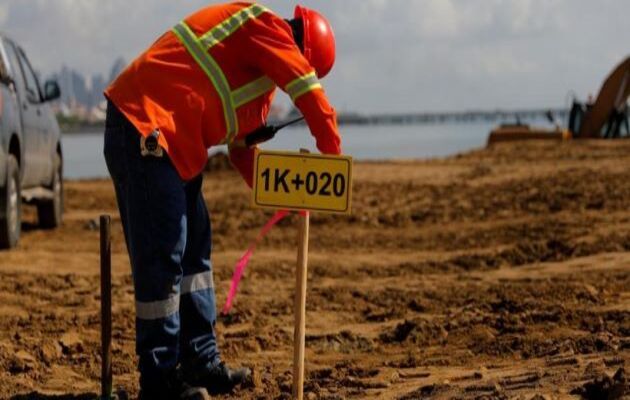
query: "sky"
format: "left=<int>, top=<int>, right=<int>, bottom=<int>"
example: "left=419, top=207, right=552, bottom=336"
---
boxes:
left=0, top=0, right=628, bottom=113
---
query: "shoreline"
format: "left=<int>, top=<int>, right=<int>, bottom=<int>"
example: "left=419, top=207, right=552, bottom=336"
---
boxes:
left=61, top=125, right=104, bottom=135
left=61, top=149, right=488, bottom=181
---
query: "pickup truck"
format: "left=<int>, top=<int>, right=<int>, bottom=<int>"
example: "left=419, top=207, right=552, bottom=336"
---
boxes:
left=0, top=34, right=62, bottom=249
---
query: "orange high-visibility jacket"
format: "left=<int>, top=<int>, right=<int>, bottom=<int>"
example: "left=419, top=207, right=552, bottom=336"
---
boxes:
left=105, top=2, right=342, bottom=186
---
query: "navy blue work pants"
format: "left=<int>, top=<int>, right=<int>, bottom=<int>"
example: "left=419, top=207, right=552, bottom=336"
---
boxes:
left=103, top=101, right=220, bottom=385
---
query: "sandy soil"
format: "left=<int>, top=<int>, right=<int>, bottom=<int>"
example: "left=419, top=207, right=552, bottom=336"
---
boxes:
left=0, top=140, right=628, bottom=399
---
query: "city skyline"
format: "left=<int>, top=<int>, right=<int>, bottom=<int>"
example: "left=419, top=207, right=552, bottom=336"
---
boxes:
left=52, top=58, right=125, bottom=106
left=46, top=57, right=126, bottom=121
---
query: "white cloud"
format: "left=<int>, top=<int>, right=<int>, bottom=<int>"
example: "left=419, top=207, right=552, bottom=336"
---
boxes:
left=0, top=0, right=627, bottom=112
left=417, top=0, right=460, bottom=38
left=0, top=4, right=7, bottom=26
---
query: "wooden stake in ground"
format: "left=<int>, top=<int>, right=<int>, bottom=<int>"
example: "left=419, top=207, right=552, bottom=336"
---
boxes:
left=293, top=211, right=310, bottom=400
left=100, top=215, right=113, bottom=400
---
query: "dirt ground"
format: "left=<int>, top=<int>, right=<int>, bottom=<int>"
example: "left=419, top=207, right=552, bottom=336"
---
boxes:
left=0, top=140, right=628, bottom=399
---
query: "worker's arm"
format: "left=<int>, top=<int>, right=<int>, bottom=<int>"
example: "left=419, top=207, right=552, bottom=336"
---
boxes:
left=294, top=91, right=341, bottom=155
left=245, top=13, right=342, bottom=156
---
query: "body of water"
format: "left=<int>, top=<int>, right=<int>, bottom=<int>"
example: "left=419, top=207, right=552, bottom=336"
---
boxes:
left=62, top=119, right=555, bottom=179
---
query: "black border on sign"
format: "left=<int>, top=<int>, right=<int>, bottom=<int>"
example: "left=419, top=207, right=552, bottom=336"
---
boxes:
left=253, top=151, right=353, bottom=214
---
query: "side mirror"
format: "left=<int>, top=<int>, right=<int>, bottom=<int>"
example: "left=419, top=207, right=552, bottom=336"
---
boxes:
left=0, top=73, right=13, bottom=87
left=0, top=64, right=13, bottom=87
left=43, top=79, right=61, bottom=102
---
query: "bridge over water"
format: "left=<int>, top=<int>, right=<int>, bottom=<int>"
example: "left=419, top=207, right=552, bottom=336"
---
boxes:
left=334, top=108, right=570, bottom=126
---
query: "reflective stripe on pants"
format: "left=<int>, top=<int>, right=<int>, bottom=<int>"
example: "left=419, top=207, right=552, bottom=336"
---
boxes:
left=135, top=271, right=215, bottom=320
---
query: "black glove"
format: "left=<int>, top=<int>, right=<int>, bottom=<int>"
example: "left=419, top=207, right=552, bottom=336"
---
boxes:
left=242, top=117, right=305, bottom=148
left=244, top=125, right=279, bottom=148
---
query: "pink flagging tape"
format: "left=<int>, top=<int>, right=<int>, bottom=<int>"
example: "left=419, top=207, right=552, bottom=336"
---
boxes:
left=221, top=210, right=290, bottom=314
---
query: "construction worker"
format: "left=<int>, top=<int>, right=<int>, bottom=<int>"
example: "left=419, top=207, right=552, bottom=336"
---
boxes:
left=103, top=2, right=341, bottom=399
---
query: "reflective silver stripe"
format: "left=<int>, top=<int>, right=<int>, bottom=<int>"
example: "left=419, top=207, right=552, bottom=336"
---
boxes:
left=135, top=272, right=215, bottom=321
left=232, top=76, right=276, bottom=107
left=172, top=22, right=239, bottom=139
left=199, top=4, right=268, bottom=49
left=285, top=72, right=322, bottom=102
left=136, top=296, right=180, bottom=321
left=182, top=271, right=215, bottom=294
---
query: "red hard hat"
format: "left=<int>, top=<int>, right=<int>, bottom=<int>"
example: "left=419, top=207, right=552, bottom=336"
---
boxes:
left=294, top=5, right=336, bottom=78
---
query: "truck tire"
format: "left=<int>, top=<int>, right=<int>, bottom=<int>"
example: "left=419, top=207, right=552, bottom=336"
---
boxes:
left=38, top=152, right=63, bottom=229
left=0, top=155, right=21, bottom=249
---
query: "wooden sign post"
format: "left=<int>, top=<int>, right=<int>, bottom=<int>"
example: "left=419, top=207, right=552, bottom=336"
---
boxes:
left=293, top=210, right=309, bottom=399
left=100, top=215, right=114, bottom=400
left=252, top=149, right=352, bottom=400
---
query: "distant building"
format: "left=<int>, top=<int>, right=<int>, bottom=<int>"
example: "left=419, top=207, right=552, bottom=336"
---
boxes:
left=48, top=57, right=126, bottom=123
left=108, top=57, right=127, bottom=84
left=89, top=74, right=107, bottom=109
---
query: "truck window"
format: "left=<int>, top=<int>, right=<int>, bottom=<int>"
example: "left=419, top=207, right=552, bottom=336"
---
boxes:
left=3, top=39, right=26, bottom=94
left=16, top=48, right=41, bottom=103
left=0, top=43, right=8, bottom=82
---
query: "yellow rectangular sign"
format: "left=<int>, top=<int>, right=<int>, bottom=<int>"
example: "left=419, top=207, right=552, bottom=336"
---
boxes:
left=253, top=150, right=353, bottom=214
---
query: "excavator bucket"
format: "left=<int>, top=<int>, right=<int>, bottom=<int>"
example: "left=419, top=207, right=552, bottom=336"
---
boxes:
left=578, top=56, right=630, bottom=138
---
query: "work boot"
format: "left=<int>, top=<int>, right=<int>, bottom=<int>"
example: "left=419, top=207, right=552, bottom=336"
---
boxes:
left=138, top=370, right=210, bottom=400
left=186, top=361, right=252, bottom=395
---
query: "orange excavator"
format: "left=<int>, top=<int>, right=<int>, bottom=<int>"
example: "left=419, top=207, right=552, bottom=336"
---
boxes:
left=488, top=56, right=630, bottom=144
left=570, top=56, right=630, bottom=139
